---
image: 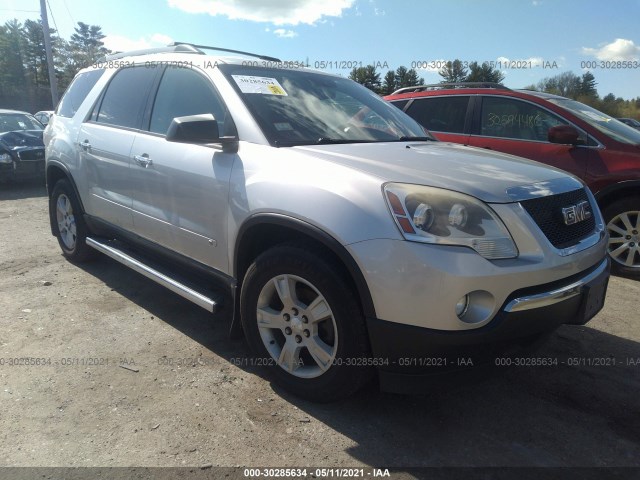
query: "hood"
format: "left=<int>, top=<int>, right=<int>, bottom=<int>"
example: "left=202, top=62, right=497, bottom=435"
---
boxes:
left=0, top=130, right=45, bottom=149
left=294, top=141, right=577, bottom=203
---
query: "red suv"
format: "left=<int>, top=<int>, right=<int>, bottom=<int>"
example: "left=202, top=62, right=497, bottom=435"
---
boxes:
left=385, top=83, right=640, bottom=277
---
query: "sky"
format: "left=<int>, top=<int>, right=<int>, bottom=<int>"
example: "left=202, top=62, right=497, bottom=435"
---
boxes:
left=2, top=0, right=640, bottom=99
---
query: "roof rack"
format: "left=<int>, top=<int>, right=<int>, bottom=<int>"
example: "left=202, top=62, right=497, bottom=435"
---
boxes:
left=170, top=42, right=281, bottom=62
left=102, top=43, right=204, bottom=61
left=392, top=82, right=509, bottom=95
left=100, top=42, right=281, bottom=63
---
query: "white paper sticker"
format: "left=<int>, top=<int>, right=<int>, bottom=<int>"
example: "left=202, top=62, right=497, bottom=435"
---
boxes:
left=232, top=75, right=288, bottom=96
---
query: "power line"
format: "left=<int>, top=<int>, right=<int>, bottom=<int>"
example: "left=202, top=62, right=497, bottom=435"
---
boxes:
left=61, top=0, right=75, bottom=26
left=46, top=0, right=59, bottom=35
left=0, top=8, right=40, bottom=12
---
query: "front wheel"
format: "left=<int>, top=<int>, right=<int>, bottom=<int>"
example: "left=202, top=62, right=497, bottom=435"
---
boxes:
left=49, top=179, right=95, bottom=262
left=240, top=244, right=372, bottom=402
left=603, top=196, right=640, bottom=277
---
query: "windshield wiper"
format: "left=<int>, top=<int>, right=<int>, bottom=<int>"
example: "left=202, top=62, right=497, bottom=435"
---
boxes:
left=394, top=136, right=435, bottom=142
left=316, top=137, right=364, bottom=144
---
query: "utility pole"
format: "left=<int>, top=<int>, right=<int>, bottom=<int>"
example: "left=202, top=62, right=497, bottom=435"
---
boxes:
left=40, top=0, right=59, bottom=107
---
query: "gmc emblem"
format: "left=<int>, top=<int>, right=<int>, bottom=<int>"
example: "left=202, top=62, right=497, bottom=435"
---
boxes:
left=562, top=200, right=592, bottom=225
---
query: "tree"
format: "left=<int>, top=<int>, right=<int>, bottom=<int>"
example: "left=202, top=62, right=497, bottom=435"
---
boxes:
left=465, top=61, right=505, bottom=84
left=382, top=70, right=396, bottom=95
left=404, top=68, right=424, bottom=88
left=579, top=71, right=597, bottom=99
left=439, top=60, right=468, bottom=83
left=22, top=19, right=53, bottom=87
left=0, top=20, right=27, bottom=93
left=348, top=65, right=381, bottom=92
left=69, top=22, right=109, bottom=69
left=537, top=72, right=581, bottom=99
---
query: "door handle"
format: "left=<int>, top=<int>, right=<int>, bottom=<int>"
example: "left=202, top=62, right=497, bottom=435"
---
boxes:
left=134, top=154, right=153, bottom=168
left=79, top=140, right=91, bottom=151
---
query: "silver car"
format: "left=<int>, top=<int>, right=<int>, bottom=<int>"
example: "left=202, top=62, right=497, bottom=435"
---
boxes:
left=44, top=43, right=609, bottom=401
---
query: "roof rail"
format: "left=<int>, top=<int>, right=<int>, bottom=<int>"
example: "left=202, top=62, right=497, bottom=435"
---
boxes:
left=101, top=43, right=204, bottom=61
left=170, top=42, right=281, bottom=62
left=392, top=82, right=509, bottom=95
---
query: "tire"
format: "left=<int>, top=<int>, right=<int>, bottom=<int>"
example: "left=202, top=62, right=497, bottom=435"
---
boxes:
left=602, top=196, right=640, bottom=277
left=240, top=243, right=373, bottom=402
left=49, top=179, right=95, bottom=262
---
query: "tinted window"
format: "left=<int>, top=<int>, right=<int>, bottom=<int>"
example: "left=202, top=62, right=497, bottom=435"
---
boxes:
left=219, top=65, right=426, bottom=146
left=57, top=69, right=105, bottom=118
left=405, top=96, right=469, bottom=133
left=480, top=97, right=567, bottom=142
left=390, top=100, right=409, bottom=111
left=149, top=67, right=230, bottom=135
left=96, top=67, right=156, bottom=129
left=548, top=98, right=640, bottom=145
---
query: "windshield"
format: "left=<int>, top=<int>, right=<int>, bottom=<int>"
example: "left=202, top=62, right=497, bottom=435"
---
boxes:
left=0, top=113, right=44, bottom=133
left=219, top=65, right=431, bottom=146
left=546, top=98, right=640, bottom=145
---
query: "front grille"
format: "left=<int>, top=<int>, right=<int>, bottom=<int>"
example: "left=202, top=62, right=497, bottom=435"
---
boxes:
left=17, top=148, right=45, bottom=161
left=520, top=188, right=596, bottom=249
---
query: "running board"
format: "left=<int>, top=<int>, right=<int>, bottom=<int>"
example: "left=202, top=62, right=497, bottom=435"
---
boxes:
left=86, top=237, right=220, bottom=313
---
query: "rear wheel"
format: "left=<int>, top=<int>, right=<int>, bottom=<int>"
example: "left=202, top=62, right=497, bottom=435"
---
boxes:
left=240, top=244, right=372, bottom=402
left=603, top=196, right=640, bottom=277
left=50, top=179, right=95, bottom=262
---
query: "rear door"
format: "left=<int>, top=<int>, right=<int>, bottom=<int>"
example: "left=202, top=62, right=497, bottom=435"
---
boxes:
left=402, top=95, right=471, bottom=144
left=467, top=96, right=591, bottom=179
left=78, top=66, right=158, bottom=228
left=129, top=65, right=236, bottom=271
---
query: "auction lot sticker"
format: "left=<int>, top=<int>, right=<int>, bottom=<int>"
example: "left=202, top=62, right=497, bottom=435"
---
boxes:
left=232, top=75, right=288, bottom=96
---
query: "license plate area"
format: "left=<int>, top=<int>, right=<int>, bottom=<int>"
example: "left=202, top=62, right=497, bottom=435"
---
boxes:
left=577, top=275, right=608, bottom=324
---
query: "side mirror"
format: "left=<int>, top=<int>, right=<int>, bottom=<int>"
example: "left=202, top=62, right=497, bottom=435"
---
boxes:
left=166, top=114, right=220, bottom=144
left=548, top=125, right=581, bottom=145
left=166, top=113, right=239, bottom=152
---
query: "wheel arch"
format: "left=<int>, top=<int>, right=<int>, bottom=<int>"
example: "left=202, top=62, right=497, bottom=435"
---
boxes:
left=46, top=161, right=85, bottom=235
left=594, top=180, right=640, bottom=209
left=233, top=214, right=376, bottom=321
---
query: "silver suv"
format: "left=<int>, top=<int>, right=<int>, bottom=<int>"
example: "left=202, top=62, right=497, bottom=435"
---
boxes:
left=45, top=43, right=610, bottom=401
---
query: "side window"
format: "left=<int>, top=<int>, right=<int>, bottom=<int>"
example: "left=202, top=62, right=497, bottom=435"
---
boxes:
left=405, top=96, right=469, bottom=133
left=390, top=100, right=409, bottom=111
left=95, top=66, right=156, bottom=129
left=480, top=97, right=568, bottom=142
left=149, top=67, right=231, bottom=136
left=56, top=69, right=105, bottom=118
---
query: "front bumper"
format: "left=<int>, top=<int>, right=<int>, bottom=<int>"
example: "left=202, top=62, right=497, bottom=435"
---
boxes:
left=367, top=257, right=610, bottom=393
left=0, top=149, right=45, bottom=180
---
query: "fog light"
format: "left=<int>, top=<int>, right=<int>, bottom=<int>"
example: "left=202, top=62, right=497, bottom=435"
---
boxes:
left=455, top=295, right=470, bottom=318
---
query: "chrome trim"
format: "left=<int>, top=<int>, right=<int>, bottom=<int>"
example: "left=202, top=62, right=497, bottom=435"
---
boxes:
left=86, top=237, right=217, bottom=312
left=505, top=177, right=583, bottom=202
left=504, top=258, right=608, bottom=313
left=554, top=229, right=605, bottom=257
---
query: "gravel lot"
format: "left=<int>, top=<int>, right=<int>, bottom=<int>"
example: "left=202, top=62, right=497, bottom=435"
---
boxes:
left=0, top=180, right=639, bottom=471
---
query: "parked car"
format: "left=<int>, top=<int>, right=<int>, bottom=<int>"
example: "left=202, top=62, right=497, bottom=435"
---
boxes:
left=617, top=117, right=640, bottom=130
left=0, top=109, right=46, bottom=182
left=385, top=84, right=640, bottom=277
left=34, top=110, right=55, bottom=126
left=45, top=45, right=609, bottom=401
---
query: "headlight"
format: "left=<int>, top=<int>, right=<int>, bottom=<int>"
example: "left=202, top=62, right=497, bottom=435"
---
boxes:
left=0, top=153, right=12, bottom=164
left=384, top=183, right=518, bottom=259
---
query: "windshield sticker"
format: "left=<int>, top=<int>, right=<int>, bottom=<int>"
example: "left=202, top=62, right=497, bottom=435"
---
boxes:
left=232, top=75, right=288, bottom=96
left=274, top=122, right=293, bottom=131
left=580, top=110, right=611, bottom=122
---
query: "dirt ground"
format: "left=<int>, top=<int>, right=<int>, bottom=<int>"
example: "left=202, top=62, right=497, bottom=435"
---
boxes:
left=0, top=180, right=639, bottom=472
